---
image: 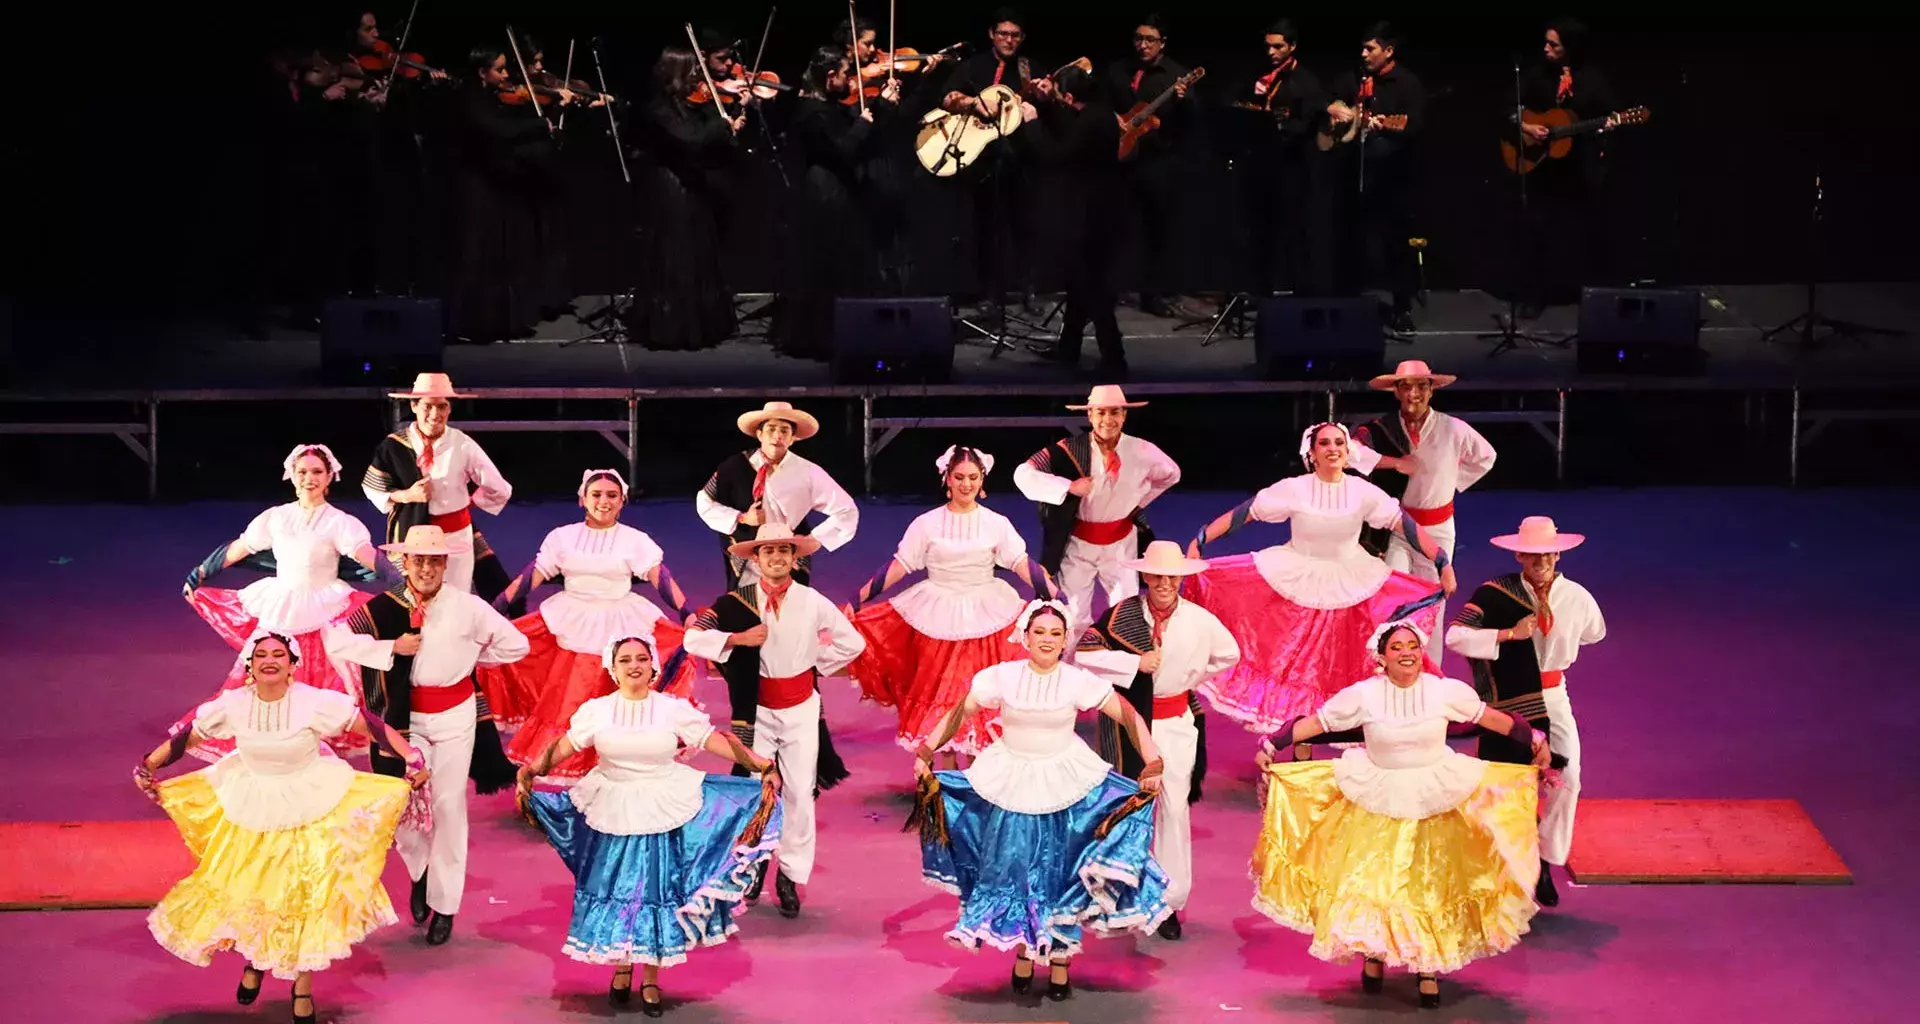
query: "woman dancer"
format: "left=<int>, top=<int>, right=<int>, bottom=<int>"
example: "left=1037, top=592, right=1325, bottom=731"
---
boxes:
left=481, top=469, right=697, bottom=781
left=1186, top=422, right=1453, bottom=737
left=517, top=635, right=783, bottom=1016
left=137, top=632, right=430, bottom=1024
left=1250, top=622, right=1549, bottom=1007
left=908, top=601, right=1170, bottom=1002
left=846, top=446, right=1052, bottom=763
left=179, top=445, right=380, bottom=760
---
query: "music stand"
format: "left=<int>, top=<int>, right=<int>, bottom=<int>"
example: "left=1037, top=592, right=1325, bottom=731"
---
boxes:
left=1762, top=164, right=1898, bottom=350
left=1480, top=55, right=1566, bottom=357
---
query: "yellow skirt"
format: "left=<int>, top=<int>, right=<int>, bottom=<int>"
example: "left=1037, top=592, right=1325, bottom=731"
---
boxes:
left=1250, top=761, right=1540, bottom=975
left=147, top=769, right=410, bottom=979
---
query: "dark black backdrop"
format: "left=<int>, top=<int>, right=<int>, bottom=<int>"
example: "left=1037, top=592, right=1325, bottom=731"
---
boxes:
left=6, top=4, right=1915, bottom=325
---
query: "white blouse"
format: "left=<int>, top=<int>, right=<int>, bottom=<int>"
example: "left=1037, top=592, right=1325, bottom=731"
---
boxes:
left=963, top=661, right=1116, bottom=814
left=190, top=684, right=362, bottom=831
left=565, top=692, right=717, bottom=836
left=1315, top=674, right=1491, bottom=820
left=1246, top=475, right=1403, bottom=608
left=887, top=505, right=1029, bottom=640
left=533, top=522, right=669, bottom=655
left=232, top=502, right=372, bottom=634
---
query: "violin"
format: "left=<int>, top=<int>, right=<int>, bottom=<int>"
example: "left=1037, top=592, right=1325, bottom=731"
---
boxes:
left=356, top=39, right=448, bottom=81
left=844, top=43, right=964, bottom=105
left=688, top=63, right=788, bottom=107
left=496, top=82, right=570, bottom=107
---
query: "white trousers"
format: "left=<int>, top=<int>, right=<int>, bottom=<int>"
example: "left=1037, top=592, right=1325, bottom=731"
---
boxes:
left=442, top=524, right=477, bottom=593
left=1539, top=684, right=1582, bottom=865
left=1384, top=516, right=1456, bottom=627
left=753, top=693, right=820, bottom=885
left=397, top=695, right=476, bottom=914
left=1152, top=709, right=1200, bottom=911
left=1059, top=531, right=1140, bottom=636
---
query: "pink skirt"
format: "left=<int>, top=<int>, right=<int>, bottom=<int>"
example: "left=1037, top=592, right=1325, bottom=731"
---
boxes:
left=848, top=602, right=1018, bottom=756
left=178, top=587, right=376, bottom=762
left=1187, top=554, right=1443, bottom=733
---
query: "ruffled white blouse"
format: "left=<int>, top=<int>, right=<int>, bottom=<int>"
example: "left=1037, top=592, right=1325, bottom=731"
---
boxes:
left=233, top=503, right=372, bottom=634
left=190, top=684, right=362, bottom=831
left=1316, top=673, right=1490, bottom=820
left=533, top=523, right=668, bottom=655
left=565, top=692, right=717, bottom=836
left=1247, top=475, right=1403, bottom=609
left=887, top=505, right=1028, bottom=641
left=963, top=661, right=1116, bottom=814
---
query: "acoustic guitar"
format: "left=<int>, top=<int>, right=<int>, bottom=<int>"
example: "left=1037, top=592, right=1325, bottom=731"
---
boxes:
left=1316, top=99, right=1407, bottom=151
left=1498, top=104, right=1650, bottom=174
left=914, top=58, right=1091, bottom=177
left=1116, top=67, right=1205, bottom=161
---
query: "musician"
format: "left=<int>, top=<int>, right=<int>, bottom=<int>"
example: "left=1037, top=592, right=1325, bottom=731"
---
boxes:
left=1109, top=14, right=1194, bottom=319
left=835, top=15, right=922, bottom=293
left=939, top=7, right=1039, bottom=316
left=446, top=47, right=555, bottom=344
left=699, top=29, right=740, bottom=83
left=1516, top=19, right=1620, bottom=318
left=515, top=35, right=600, bottom=323
left=1027, top=66, right=1127, bottom=373
left=1238, top=19, right=1325, bottom=296
left=1326, top=22, right=1425, bottom=335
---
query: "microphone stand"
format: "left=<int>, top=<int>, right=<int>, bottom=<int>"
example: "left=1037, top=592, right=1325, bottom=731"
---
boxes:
left=568, top=38, right=636, bottom=347
left=1761, top=161, right=1897, bottom=350
left=1480, top=53, right=1562, bottom=356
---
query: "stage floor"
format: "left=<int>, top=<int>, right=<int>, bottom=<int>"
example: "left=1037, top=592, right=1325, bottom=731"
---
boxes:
left=4, top=488, right=1914, bottom=1023
left=8, top=282, right=1919, bottom=390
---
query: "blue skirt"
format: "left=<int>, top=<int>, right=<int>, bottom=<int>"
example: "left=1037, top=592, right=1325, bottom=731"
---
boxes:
left=529, top=776, right=780, bottom=967
left=921, top=770, right=1171, bottom=961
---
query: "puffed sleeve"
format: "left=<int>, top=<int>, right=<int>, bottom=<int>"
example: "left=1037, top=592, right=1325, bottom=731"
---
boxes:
left=565, top=698, right=606, bottom=751
left=892, top=513, right=933, bottom=573
left=1436, top=677, right=1488, bottom=725
left=669, top=697, right=717, bottom=749
left=627, top=530, right=666, bottom=578
left=304, top=687, right=361, bottom=738
left=328, top=509, right=372, bottom=556
left=967, top=665, right=1005, bottom=709
left=1248, top=480, right=1294, bottom=524
left=991, top=510, right=1029, bottom=570
left=1315, top=679, right=1371, bottom=732
left=237, top=509, right=275, bottom=555
left=190, top=691, right=236, bottom=740
left=1358, top=479, right=1404, bottom=530
left=1068, top=665, right=1116, bottom=712
left=533, top=525, right=567, bottom=578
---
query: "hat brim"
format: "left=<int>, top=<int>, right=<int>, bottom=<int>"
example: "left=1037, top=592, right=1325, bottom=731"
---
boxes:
left=1488, top=533, right=1585, bottom=554
left=1368, top=373, right=1458, bottom=391
left=1122, top=557, right=1210, bottom=576
left=1065, top=400, right=1149, bottom=410
left=737, top=410, right=821, bottom=440
left=379, top=542, right=455, bottom=556
left=389, top=390, right=477, bottom=399
left=727, top=535, right=824, bottom=559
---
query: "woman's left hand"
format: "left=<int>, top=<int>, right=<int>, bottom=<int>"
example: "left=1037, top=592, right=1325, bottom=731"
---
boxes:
left=407, top=767, right=433, bottom=790
left=1138, top=773, right=1163, bottom=797
left=1530, top=738, right=1552, bottom=769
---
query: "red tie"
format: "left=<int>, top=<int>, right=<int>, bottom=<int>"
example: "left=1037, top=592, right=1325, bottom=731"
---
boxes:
left=1404, top=415, right=1423, bottom=448
left=416, top=432, right=436, bottom=474
left=752, top=460, right=772, bottom=500
left=1532, top=580, right=1555, bottom=636
left=407, top=590, right=430, bottom=631
left=992, top=61, right=1005, bottom=86
left=761, top=576, right=792, bottom=618
left=1557, top=67, right=1573, bottom=103
left=1148, top=599, right=1177, bottom=647
left=1130, top=69, right=1143, bottom=93
left=1098, top=442, right=1121, bottom=481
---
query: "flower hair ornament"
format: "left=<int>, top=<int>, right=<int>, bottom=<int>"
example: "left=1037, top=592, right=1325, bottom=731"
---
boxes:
left=1005, top=599, right=1074, bottom=646
left=245, top=629, right=304, bottom=664
left=1298, top=421, right=1352, bottom=470
left=934, top=445, right=996, bottom=479
left=281, top=444, right=344, bottom=481
left=578, top=468, right=630, bottom=499
left=602, top=633, right=661, bottom=676
left=1367, top=619, right=1429, bottom=669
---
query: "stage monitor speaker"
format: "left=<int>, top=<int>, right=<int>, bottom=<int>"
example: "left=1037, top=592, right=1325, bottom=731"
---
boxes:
left=320, top=298, right=444, bottom=386
left=831, top=297, right=954, bottom=385
left=1254, top=296, right=1385, bottom=380
left=1575, top=286, right=1704, bottom=375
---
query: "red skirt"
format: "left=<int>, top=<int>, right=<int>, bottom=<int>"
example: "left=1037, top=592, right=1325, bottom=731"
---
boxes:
left=848, top=602, right=1019, bottom=756
left=1187, top=554, right=1443, bottom=733
left=178, top=587, right=375, bottom=762
left=480, top=613, right=695, bottom=781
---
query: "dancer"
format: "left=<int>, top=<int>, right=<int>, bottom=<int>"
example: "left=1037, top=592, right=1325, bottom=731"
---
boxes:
left=908, top=600, right=1171, bottom=1001
left=362, top=373, right=514, bottom=597
left=1446, top=516, right=1606, bottom=907
left=1250, top=621, right=1547, bottom=1007
left=179, top=444, right=379, bottom=760
left=845, top=446, right=1054, bottom=761
left=137, top=632, right=429, bottom=1024
left=1350, top=360, right=1497, bottom=625
left=683, top=524, right=866, bottom=918
left=325, top=525, right=530, bottom=945
left=482, top=469, right=698, bottom=781
left=696, top=401, right=860, bottom=589
left=1074, top=540, right=1240, bottom=940
left=517, top=634, right=784, bottom=1016
left=1013, top=385, right=1181, bottom=633
left=1185, top=422, right=1453, bottom=737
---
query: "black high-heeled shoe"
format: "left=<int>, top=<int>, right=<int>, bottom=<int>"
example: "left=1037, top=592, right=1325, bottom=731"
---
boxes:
left=1418, top=974, right=1440, bottom=1009
left=1010, top=962, right=1034, bottom=994
left=236, top=966, right=263, bottom=1005
left=609, top=967, right=634, bottom=1008
left=640, top=982, right=665, bottom=1018
left=1360, top=959, right=1385, bottom=994
left=1046, top=963, right=1072, bottom=1002
left=291, top=987, right=316, bottom=1024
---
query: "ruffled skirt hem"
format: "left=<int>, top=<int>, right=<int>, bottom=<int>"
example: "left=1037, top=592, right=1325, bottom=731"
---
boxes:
left=849, top=601, right=1015, bottom=757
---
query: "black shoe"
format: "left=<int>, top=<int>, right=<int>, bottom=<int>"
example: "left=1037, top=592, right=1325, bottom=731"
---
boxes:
left=609, top=967, right=634, bottom=1008
left=640, top=983, right=665, bottom=1018
left=426, top=911, right=454, bottom=945
left=1418, top=974, right=1440, bottom=1008
left=1156, top=912, right=1182, bottom=941
left=1010, top=963, right=1034, bottom=994
left=746, top=861, right=768, bottom=901
left=1389, top=310, right=1417, bottom=335
left=1046, top=965, right=1072, bottom=1002
left=236, top=966, right=263, bottom=1005
left=292, top=988, right=316, bottom=1024
left=410, top=874, right=430, bottom=925
left=775, top=871, right=801, bottom=918
left=1535, top=861, right=1560, bottom=907
left=1360, top=959, right=1384, bottom=993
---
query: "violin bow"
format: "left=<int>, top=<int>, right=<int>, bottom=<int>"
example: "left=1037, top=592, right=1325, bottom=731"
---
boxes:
left=887, top=0, right=897, bottom=91
left=590, top=37, right=631, bottom=184
left=847, top=0, right=866, bottom=117
left=559, top=39, right=576, bottom=131
left=379, top=0, right=424, bottom=97
left=685, top=23, right=733, bottom=123
left=504, top=26, right=545, bottom=119
left=746, top=7, right=776, bottom=112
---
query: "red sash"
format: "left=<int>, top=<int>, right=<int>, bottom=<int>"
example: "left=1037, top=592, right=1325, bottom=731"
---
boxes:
left=1072, top=517, right=1135, bottom=545
left=411, top=683, right=474, bottom=715
left=430, top=505, right=472, bottom=533
left=1403, top=502, right=1454, bottom=527
left=1151, top=693, right=1191, bottom=720
left=760, top=671, right=815, bottom=710
left=1541, top=670, right=1564, bottom=689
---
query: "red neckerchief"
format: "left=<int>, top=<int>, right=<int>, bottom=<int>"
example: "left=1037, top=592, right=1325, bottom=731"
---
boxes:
left=1096, top=438, right=1121, bottom=481
left=1130, top=68, right=1144, bottom=93
left=1359, top=60, right=1394, bottom=100
left=1257, top=58, right=1296, bottom=96
left=1147, top=597, right=1178, bottom=647
left=1403, top=410, right=1429, bottom=447
left=1530, top=576, right=1555, bottom=635
left=406, top=587, right=436, bottom=630
left=415, top=426, right=439, bottom=473
left=761, top=575, right=793, bottom=618
left=1556, top=66, right=1573, bottom=103
left=752, top=453, right=782, bottom=500
left=992, top=60, right=1005, bottom=85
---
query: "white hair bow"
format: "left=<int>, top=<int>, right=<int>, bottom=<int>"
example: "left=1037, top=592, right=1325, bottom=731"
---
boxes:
left=1005, top=599, right=1074, bottom=646
left=935, top=445, right=995, bottom=478
left=281, top=444, right=344, bottom=481
left=1298, top=422, right=1352, bottom=470
left=602, top=633, right=660, bottom=675
left=578, top=468, right=630, bottom=498
left=244, top=628, right=304, bottom=664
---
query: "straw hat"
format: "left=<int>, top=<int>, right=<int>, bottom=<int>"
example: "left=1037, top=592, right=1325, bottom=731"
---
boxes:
left=1123, top=540, right=1210, bottom=577
left=380, top=524, right=456, bottom=556
left=727, top=523, right=824, bottom=559
left=1369, top=359, right=1458, bottom=391
left=389, top=372, right=476, bottom=400
left=1066, top=384, right=1147, bottom=410
left=1489, top=516, right=1586, bottom=554
left=736, top=401, right=821, bottom=440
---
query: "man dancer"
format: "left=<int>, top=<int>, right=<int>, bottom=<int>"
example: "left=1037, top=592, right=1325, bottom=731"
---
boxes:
left=1013, top=385, right=1181, bottom=634
left=696, top=401, right=860, bottom=590
left=1075, top=541, right=1240, bottom=940
left=326, top=525, right=530, bottom=944
left=1445, top=517, right=1606, bottom=907
left=683, top=525, right=866, bottom=919
left=1349, top=359, right=1497, bottom=625
left=362, top=373, right=514, bottom=598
